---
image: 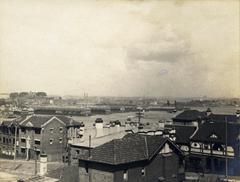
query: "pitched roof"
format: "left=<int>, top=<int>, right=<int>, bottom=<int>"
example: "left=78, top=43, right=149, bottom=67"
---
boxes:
left=165, top=125, right=196, bottom=144
left=1, top=116, right=26, bottom=127
left=18, top=115, right=81, bottom=128
left=79, top=133, right=182, bottom=165
left=173, top=110, right=206, bottom=122
left=55, top=115, right=82, bottom=127
left=191, top=122, right=240, bottom=145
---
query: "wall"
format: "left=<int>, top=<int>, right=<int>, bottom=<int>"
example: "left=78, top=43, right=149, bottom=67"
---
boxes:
left=79, top=161, right=114, bottom=182
left=0, top=126, right=17, bottom=157
left=41, top=118, right=67, bottom=161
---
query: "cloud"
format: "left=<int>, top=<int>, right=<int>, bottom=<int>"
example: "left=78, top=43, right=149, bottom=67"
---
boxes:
left=126, top=25, right=191, bottom=63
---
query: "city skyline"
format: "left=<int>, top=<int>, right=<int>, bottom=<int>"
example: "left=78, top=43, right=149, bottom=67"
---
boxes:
left=0, top=0, right=239, bottom=98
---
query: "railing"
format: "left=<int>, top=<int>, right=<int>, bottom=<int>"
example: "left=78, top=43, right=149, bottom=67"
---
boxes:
left=190, top=148, right=235, bottom=157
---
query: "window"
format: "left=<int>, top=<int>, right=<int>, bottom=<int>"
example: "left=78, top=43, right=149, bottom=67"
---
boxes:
left=123, top=170, right=128, bottom=181
left=21, top=138, right=26, bottom=143
left=21, top=148, right=26, bottom=154
left=21, top=128, right=26, bottom=134
left=9, top=139, right=11, bottom=144
left=3, top=137, right=5, bottom=144
left=34, top=140, right=41, bottom=145
left=141, top=168, right=145, bottom=176
left=59, top=127, right=63, bottom=133
left=50, top=139, right=53, bottom=144
left=59, top=138, right=62, bottom=144
left=35, top=129, right=41, bottom=134
left=50, top=128, right=54, bottom=133
left=0, top=137, right=2, bottom=142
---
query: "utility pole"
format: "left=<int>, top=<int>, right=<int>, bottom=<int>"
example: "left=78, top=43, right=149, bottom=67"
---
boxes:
left=225, top=117, right=228, bottom=179
left=14, top=123, right=17, bottom=164
left=136, top=107, right=144, bottom=125
left=88, top=135, right=91, bottom=157
left=34, top=146, right=37, bottom=176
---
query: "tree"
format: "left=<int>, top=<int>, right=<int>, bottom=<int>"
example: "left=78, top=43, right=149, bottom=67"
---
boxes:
left=36, top=92, right=47, bottom=97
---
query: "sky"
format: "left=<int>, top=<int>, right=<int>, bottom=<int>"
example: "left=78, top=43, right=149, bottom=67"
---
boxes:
left=0, top=0, right=239, bottom=98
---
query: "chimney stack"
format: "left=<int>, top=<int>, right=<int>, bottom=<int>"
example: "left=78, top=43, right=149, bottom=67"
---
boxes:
left=206, top=108, right=212, bottom=116
left=236, top=110, right=240, bottom=118
left=95, top=118, right=103, bottom=137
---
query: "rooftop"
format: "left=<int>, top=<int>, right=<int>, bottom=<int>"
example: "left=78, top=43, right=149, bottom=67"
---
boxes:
left=191, top=122, right=240, bottom=144
left=79, top=133, right=182, bottom=165
left=173, top=110, right=206, bottom=122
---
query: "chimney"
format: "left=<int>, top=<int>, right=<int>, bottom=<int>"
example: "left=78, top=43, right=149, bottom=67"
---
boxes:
left=39, top=153, right=48, bottom=176
left=95, top=118, right=103, bottom=137
left=236, top=110, right=240, bottom=118
left=159, top=120, right=165, bottom=129
left=79, top=122, right=85, bottom=142
left=206, top=108, right=212, bottom=116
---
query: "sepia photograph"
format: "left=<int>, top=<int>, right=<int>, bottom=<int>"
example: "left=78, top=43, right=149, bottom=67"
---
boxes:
left=0, top=0, right=239, bottom=181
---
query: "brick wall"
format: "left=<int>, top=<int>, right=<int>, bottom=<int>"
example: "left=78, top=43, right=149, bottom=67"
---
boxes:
left=41, top=118, right=67, bottom=161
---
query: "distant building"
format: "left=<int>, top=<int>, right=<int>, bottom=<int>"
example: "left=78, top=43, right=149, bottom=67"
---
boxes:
left=0, top=115, right=82, bottom=162
left=78, top=133, right=184, bottom=182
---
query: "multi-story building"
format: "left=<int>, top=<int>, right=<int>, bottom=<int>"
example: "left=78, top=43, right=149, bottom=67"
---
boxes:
left=167, top=110, right=240, bottom=176
left=188, top=118, right=240, bottom=176
left=0, top=120, right=17, bottom=157
left=0, top=115, right=82, bottom=162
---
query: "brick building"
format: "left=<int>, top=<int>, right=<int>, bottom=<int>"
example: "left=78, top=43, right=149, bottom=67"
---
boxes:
left=167, top=110, right=240, bottom=176
left=78, top=133, right=184, bottom=182
left=0, top=115, right=82, bottom=161
left=0, top=119, right=17, bottom=157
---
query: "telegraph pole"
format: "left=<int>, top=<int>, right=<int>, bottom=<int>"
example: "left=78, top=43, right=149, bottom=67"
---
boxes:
left=225, top=117, right=228, bottom=179
left=136, top=107, right=144, bottom=126
left=34, top=146, right=37, bottom=176
left=14, top=123, right=17, bottom=163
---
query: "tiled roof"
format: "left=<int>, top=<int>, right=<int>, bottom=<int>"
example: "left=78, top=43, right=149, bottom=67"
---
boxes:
left=165, top=125, right=196, bottom=144
left=55, top=115, right=82, bottom=127
left=173, top=110, right=206, bottom=122
left=1, top=116, right=26, bottom=127
left=20, top=115, right=53, bottom=128
left=19, top=115, right=81, bottom=128
left=79, top=133, right=182, bottom=165
left=191, top=122, right=240, bottom=145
